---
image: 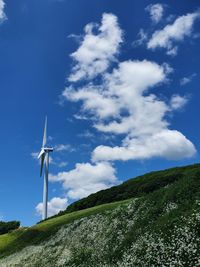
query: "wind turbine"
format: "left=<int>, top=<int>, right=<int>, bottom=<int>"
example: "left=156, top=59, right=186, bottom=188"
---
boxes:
left=38, top=117, right=53, bottom=220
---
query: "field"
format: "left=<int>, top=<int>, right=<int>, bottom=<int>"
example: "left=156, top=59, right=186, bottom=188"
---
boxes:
left=0, top=163, right=200, bottom=266
left=0, top=198, right=131, bottom=259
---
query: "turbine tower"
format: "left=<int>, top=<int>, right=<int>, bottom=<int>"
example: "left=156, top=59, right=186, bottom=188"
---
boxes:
left=38, top=117, right=53, bottom=220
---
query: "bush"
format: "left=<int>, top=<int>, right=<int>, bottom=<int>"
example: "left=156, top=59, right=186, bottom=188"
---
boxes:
left=0, top=221, right=20, bottom=235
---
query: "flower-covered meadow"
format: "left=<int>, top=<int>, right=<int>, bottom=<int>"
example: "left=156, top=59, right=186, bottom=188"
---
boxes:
left=1, top=165, right=200, bottom=267
left=1, top=196, right=200, bottom=266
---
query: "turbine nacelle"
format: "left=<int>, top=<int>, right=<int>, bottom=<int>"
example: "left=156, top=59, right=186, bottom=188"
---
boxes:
left=38, top=147, right=54, bottom=158
left=38, top=147, right=53, bottom=177
left=43, top=147, right=54, bottom=153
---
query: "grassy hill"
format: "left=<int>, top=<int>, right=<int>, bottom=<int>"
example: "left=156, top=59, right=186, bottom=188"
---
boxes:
left=0, top=163, right=200, bottom=266
left=56, top=163, right=200, bottom=215
left=0, top=199, right=131, bottom=259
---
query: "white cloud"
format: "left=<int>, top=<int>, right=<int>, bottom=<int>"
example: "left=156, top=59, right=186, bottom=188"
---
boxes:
left=64, top=60, right=170, bottom=134
left=36, top=197, right=68, bottom=217
left=31, top=152, right=38, bottom=160
left=180, top=73, right=196, bottom=86
left=57, top=161, right=68, bottom=168
left=0, top=0, right=6, bottom=23
left=89, top=61, right=195, bottom=162
left=74, top=114, right=89, bottom=120
left=64, top=60, right=170, bottom=122
left=48, top=136, right=53, bottom=141
left=147, top=11, right=200, bottom=55
left=180, top=77, right=191, bottom=86
left=63, top=59, right=195, bottom=162
left=92, top=130, right=195, bottom=162
left=55, top=144, right=75, bottom=152
left=166, top=46, right=178, bottom=56
left=63, top=85, right=120, bottom=119
left=78, top=130, right=95, bottom=139
left=49, top=156, right=55, bottom=164
left=49, top=162, right=118, bottom=200
left=58, top=12, right=196, bottom=202
left=132, top=29, right=148, bottom=47
left=68, top=13, right=123, bottom=82
left=170, top=94, right=188, bottom=110
left=146, top=3, right=165, bottom=24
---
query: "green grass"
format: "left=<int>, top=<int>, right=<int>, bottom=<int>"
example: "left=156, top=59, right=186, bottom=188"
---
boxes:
left=1, top=163, right=200, bottom=260
left=0, top=198, right=132, bottom=258
left=60, top=163, right=200, bottom=215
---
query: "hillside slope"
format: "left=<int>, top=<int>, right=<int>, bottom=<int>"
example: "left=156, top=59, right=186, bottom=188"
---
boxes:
left=0, top=163, right=200, bottom=266
left=58, top=163, right=200, bottom=215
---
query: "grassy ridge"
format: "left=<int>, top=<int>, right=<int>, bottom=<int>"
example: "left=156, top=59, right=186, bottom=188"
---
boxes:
left=56, top=163, right=200, bottom=216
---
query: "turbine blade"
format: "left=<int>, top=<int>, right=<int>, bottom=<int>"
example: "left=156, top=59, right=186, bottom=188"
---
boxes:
left=42, top=116, right=47, bottom=147
left=38, top=148, right=45, bottom=159
left=40, top=153, right=46, bottom=177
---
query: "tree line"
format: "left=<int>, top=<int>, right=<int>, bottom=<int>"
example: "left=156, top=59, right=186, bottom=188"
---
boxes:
left=0, top=221, right=20, bottom=235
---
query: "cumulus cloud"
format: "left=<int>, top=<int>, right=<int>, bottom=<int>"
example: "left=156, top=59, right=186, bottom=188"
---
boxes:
left=36, top=197, right=68, bottom=217
left=68, top=13, right=123, bottom=82
left=63, top=85, right=120, bottom=119
left=92, top=130, right=195, bottom=162
left=89, top=62, right=195, bottom=162
left=49, top=162, right=118, bottom=199
left=147, top=11, right=200, bottom=55
left=56, top=12, right=196, bottom=204
left=64, top=60, right=171, bottom=122
left=170, top=94, right=188, bottom=110
left=0, top=0, right=6, bottom=23
left=64, top=59, right=196, bottom=162
left=146, top=3, right=165, bottom=24
left=65, top=60, right=169, bottom=133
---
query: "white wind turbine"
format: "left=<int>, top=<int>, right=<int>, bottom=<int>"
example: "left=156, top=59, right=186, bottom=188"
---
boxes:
left=38, top=117, right=53, bottom=220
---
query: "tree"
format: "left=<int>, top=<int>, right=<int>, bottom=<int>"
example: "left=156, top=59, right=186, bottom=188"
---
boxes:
left=0, top=220, right=20, bottom=235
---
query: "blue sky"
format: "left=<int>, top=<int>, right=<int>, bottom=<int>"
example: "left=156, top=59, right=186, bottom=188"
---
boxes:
left=0, top=0, right=200, bottom=226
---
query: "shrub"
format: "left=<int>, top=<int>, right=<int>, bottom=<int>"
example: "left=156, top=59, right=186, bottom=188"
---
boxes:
left=0, top=221, right=20, bottom=235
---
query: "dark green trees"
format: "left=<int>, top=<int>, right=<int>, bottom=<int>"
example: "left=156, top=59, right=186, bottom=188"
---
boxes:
left=0, top=221, right=20, bottom=235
